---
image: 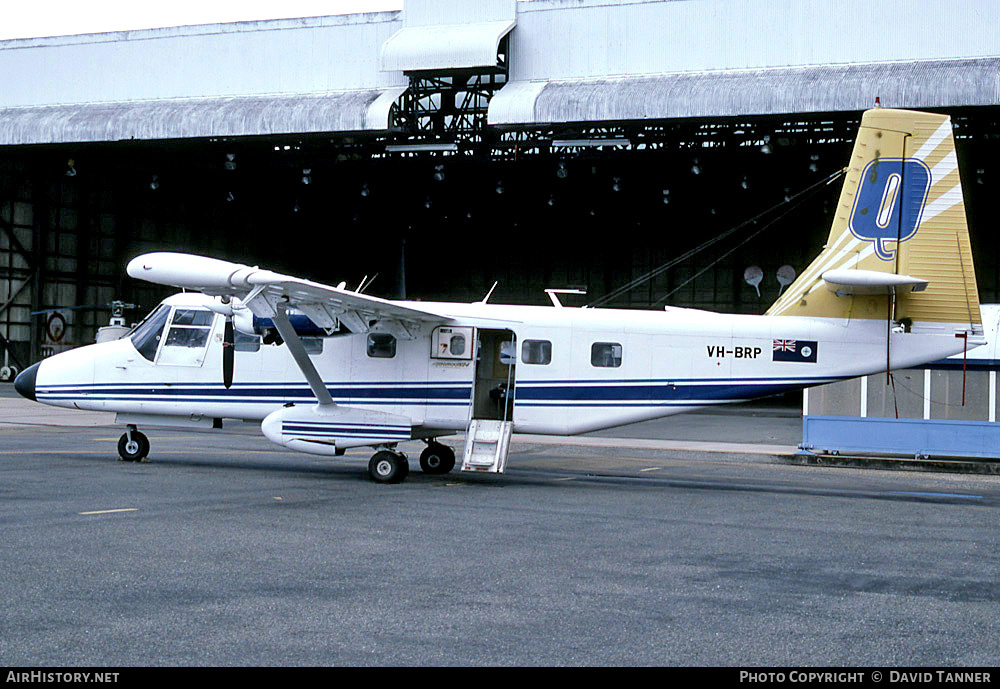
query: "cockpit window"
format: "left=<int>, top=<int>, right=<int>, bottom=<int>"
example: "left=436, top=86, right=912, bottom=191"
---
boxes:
left=165, top=327, right=210, bottom=348
left=171, top=309, right=214, bottom=327
left=163, top=309, right=214, bottom=349
left=129, top=305, right=170, bottom=361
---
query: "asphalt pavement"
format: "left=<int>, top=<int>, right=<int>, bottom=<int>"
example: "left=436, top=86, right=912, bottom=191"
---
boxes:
left=2, top=387, right=999, bottom=666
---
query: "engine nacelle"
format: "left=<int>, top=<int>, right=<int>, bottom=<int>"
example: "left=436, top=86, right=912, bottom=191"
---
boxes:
left=232, top=309, right=330, bottom=338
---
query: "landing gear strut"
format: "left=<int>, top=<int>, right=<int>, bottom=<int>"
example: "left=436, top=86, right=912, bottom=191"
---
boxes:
left=368, top=449, right=409, bottom=484
left=419, top=442, right=456, bottom=475
left=117, top=426, right=150, bottom=462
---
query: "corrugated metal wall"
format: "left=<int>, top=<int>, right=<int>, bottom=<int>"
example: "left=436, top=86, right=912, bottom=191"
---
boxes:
left=0, top=13, right=406, bottom=109
left=510, top=0, right=1000, bottom=81
left=4, top=0, right=997, bottom=114
left=403, top=0, right=517, bottom=27
left=489, top=58, right=1000, bottom=124
left=1, top=0, right=997, bottom=136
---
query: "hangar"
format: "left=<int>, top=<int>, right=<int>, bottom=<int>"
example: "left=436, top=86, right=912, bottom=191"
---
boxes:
left=1, top=0, right=998, bottom=376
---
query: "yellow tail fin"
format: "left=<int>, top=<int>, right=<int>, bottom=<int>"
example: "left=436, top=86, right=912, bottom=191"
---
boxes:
left=767, top=108, right=980, bottom=332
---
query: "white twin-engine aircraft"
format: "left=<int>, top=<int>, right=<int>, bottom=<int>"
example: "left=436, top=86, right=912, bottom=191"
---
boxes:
left=14, top=109, right=986, bottom=483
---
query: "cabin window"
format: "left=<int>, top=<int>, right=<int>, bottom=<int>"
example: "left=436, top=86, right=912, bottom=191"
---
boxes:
left=521, top=339, right=552, bottom=365
left=302, top=337, right=324, bottom=355
left=234, top=331, right=261, bottom=352
left=367, top=333, right=396, bottom=358
left=431, top=326, right=474, bottom=360
left=591, top=342, right=623, bottom=368
left=129, top=305, right=170, bottom=361
left=499, top=340, right=516, bottom=366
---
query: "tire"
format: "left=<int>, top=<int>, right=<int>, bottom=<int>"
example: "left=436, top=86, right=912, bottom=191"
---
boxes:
left=419, top=443, right=456, bottom=475
left=117, top=431, right=150, bottom=462
left=368, top=451, right=409, bottom=484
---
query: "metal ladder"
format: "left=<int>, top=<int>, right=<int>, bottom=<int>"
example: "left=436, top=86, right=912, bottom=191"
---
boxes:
left=460, top=418, right=514, bottom=474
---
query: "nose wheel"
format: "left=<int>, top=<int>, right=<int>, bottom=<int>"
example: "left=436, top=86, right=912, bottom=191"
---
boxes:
left=117, top=428, right=150, bottom=462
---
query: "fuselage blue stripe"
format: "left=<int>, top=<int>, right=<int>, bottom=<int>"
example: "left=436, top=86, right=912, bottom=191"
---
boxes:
left=35, top=377, right=842, bottom=406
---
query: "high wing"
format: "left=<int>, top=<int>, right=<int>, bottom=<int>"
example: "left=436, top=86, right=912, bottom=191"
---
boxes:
left=127, top=252, right=454, bottom=407
left=126, top=252, right=452, bottom=338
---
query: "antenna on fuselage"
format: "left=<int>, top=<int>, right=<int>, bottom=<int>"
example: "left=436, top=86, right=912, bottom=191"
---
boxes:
left=479, top=281, right=499, bottom=304
left=544, top=288, right=587, bottom=308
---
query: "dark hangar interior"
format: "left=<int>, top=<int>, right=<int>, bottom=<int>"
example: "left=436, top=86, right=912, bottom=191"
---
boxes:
left=1, top=0, right=998, bottom=372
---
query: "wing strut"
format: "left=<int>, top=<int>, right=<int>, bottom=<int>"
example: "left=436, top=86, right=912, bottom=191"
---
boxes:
left=271, top=301, right=335, bottom=407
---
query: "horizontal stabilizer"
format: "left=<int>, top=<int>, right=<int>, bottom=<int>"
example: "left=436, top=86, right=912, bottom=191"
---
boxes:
left=822, top=269, right=929, bottom=296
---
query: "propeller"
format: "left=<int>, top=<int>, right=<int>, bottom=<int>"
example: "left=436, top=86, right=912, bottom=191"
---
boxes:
left=212, top=297, right=236, bottom=389
left=223, top=314, right=235, bottom=389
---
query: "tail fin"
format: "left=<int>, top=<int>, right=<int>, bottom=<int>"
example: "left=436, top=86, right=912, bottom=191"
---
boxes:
left=767, top=108, right=981, bottom=335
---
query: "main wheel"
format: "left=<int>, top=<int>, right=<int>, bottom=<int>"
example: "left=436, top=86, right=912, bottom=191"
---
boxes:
left=419, top=442, right=456, bottom=475
left=117, top=431, right=150, bottom=462
left=368, top=451, right=409, bottom=484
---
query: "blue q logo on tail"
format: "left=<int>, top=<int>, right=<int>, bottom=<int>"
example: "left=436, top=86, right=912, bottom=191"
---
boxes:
left=849, top=158, right=931, bottom=261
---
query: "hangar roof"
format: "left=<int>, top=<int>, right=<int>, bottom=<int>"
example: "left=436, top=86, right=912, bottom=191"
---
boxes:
left=489, top=57, right=1000, bottom=125
left=0, top=0, right=998, bottom=145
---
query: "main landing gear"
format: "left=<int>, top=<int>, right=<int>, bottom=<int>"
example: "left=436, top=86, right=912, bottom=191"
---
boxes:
left=117, top=425, right=150, bottom=462
left=366, top=441, right=456, bottom=483
left=368, top=449, right=409, bottom=484
left=419, top=441, right=456, bottom=475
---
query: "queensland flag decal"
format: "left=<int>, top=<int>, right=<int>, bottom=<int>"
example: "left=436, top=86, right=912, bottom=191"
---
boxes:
left=849, top=157, right=931, bottom=261
left=772, top=339, right=818, bottom=363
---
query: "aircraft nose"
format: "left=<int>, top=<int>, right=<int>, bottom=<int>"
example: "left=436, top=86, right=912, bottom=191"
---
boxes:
left=14, top=361, right=39, bottom=401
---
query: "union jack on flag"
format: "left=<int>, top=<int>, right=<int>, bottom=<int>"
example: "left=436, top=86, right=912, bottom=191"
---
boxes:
left=771, top=338, right=818, bottom=363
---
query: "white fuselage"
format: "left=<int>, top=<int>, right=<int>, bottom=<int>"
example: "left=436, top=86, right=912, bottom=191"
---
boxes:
left=30, top=293, right=970, bottom=437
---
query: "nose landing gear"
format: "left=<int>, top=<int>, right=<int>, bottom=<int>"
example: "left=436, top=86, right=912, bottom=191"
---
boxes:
left=117, top=426, right=150, bottom=462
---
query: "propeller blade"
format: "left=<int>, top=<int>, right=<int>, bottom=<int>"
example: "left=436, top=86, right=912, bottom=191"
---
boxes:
left=223, top=316, right=235, bottom=389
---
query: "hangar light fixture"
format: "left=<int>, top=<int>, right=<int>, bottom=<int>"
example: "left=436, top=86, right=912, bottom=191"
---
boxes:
left=385, top=143, right=458, bottom=153
left=551, top=138, right=630, bottom=148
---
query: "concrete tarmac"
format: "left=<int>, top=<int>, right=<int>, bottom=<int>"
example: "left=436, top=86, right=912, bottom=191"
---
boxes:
left=2, top=388, right=999, bottom=666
